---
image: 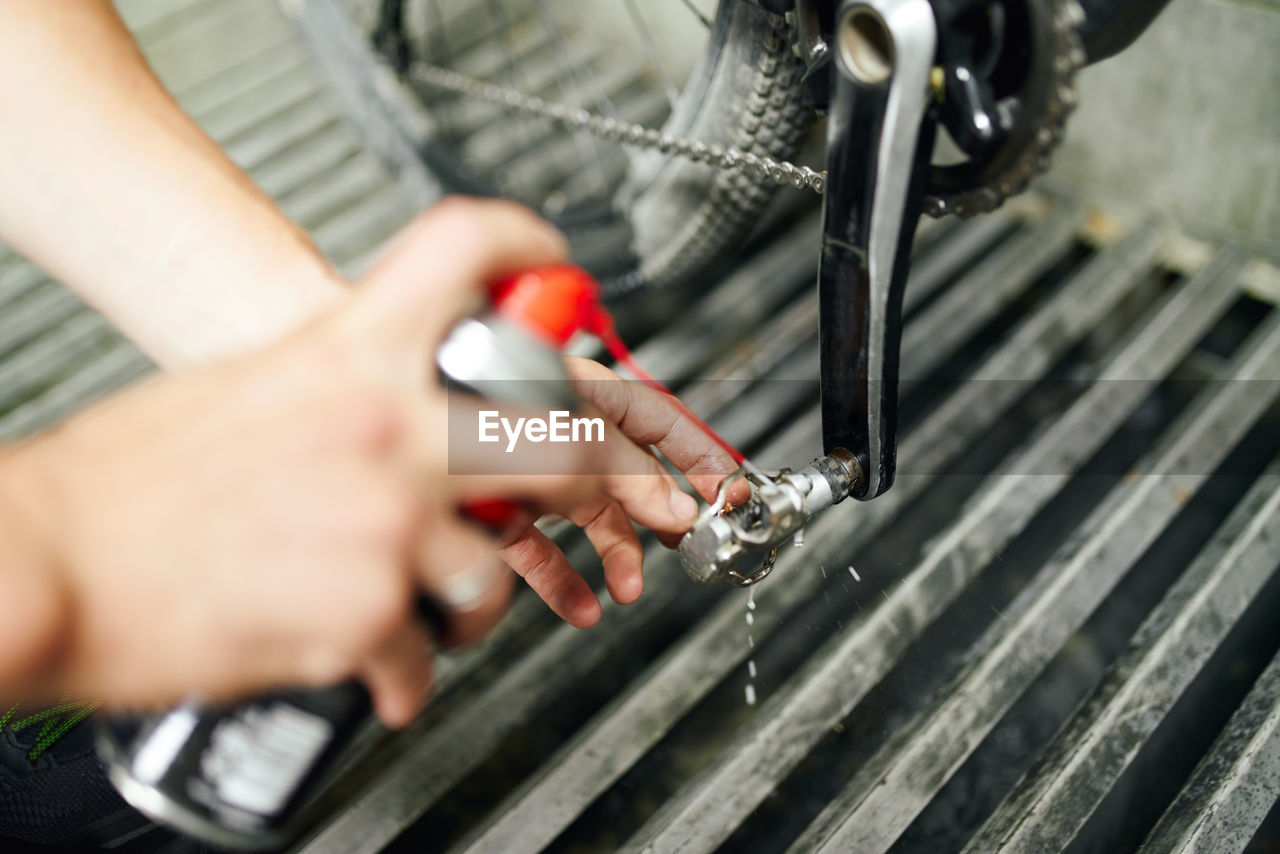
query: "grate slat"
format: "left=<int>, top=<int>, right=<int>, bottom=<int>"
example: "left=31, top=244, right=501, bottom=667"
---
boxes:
left=171, top=37, right=307, bottom=118
left=617, top=214, right=822, bottom=383
left=0, top=259, right=50, bottom=307
left=0, top=343, right=154, bottom=440
left=898, top=208, right=1080, bottom=381
left=198, top=64, right=324, bottom=144
left=137, top=0, right=286, bottom=93
left=252, top=131, right=366, bottom=200
left=900, top=212, right=1014, bottom=315
left=0, top=287, right=91, bottom=360
left=1139, top=650, right=1280, bottom=854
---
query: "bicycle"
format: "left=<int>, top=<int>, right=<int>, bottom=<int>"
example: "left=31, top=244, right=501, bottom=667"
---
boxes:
left=284, top=0, right=1171, bottom=573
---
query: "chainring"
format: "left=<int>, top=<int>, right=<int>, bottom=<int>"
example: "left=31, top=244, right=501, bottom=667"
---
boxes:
left=921, top=0, right=1086, bottom=218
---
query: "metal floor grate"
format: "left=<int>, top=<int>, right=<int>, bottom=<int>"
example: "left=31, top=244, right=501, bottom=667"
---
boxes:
left=1, top=3, right=1278, bottom=853
left=292, top=198, right=1280, bottom=854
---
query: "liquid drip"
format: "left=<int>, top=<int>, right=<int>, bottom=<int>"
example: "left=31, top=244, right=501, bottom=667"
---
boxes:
left=848, top=565, right=861, bottom=582
left=793, top=529, right=805, bottom=549
left=745, top=591, right=758, bottom=706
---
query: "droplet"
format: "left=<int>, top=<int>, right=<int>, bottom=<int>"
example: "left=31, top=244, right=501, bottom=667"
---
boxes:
left=821, top=565, right=828, bottom=578
left=745, top=612, right=755, bottom=626
left=793, top=529, right=805, bottom=549
left=745, top=684, right=757, bottom=706
left=748, top=660, right=757, bottom=678
left=748, top=634, right=755, bottom=648
left=848, top=566, right=861, bottom=582
left=747, top=588, right=756, bottom=610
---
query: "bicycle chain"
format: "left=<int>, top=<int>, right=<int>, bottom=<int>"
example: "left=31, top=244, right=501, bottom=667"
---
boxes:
left=408, top=61, right=829, bottom=194
left=408, top=0, right=1083, bottom=218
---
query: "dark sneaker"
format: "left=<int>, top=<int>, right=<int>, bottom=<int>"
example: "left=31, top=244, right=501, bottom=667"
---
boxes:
left=0, top=702, right=219, bottom=852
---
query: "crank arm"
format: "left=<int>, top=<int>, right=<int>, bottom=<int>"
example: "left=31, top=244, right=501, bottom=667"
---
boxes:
left=819, top=0, right=938, bottom=500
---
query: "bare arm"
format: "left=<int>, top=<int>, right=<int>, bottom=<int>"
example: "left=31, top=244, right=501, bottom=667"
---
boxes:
left=0, top=201, right=575, bottom=724
left=0, top=0, right=346, bottom=369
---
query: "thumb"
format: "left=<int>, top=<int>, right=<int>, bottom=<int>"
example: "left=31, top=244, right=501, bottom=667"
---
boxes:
left=339, top=197, right=568, bottom=353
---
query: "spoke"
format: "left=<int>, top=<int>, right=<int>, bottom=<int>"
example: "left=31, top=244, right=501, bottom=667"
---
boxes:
left=529, top=0, right=621, bottom=120
left=528, top=0, right=617, bottom=197
left=677, top=0, right=713, bottom=29
left=425, top=0, right=449, bottom=62
left=622, top=0, right=680, bottom=108
left=486, top=0, right=540, bottom=198
left=411, top=0, right=725, bottom=209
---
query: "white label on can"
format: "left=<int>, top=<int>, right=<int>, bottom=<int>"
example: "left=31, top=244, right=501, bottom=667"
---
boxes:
left=199, top=703, right=333, bottom=816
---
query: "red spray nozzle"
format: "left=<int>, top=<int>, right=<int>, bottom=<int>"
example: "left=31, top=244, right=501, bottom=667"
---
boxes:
left=490, top=264, right=603, bottom=348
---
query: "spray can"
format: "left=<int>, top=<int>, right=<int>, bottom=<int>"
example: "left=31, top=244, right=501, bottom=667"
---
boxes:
left=96, top=265, right=604, bottom=850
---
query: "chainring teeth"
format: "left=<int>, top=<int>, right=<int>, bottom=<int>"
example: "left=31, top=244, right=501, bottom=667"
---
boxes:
left=923, top=0, right=1085, bottom=219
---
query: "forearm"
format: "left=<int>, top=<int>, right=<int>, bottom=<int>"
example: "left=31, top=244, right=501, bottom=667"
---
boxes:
left=0, top=443, right=67, bottom=702
left=0, top=0, right=346, bottom=369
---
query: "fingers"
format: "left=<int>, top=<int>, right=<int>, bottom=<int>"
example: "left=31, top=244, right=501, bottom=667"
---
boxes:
left=566, top=498, right=645, bottom=605
left=352, top=510, right=514, bottom=727
left=427, top=560, right=514, bottom=648
left=593, top=419, right=700, bottom=536
left=500, top=527, right=601, bottom=628
left=435, top=390, right=602, bottom=512
left=448, top=472, right=601, bottom=518
left=566, top=356, right=740, bottom=501
left=341, top=197, right=568, bottom=352
left=360, top=620, right=434, bottom=728
left=414, top=515, right=513, bottom=647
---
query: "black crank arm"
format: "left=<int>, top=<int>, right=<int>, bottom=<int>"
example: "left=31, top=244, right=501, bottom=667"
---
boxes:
left=818, top=0, right=938, bottom=500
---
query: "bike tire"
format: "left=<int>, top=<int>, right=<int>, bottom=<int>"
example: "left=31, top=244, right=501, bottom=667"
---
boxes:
left=281, top=0, right=813, bottom=298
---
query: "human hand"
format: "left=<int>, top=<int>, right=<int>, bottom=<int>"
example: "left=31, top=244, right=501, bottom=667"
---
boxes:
left=0, top=198, right=594, bottom=727
left=496, top=356, right=742, bottom=628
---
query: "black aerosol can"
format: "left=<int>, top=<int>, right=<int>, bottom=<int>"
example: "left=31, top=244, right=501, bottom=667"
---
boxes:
left=97, top=265, right=603, bottom=850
